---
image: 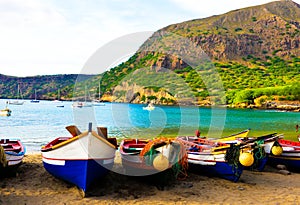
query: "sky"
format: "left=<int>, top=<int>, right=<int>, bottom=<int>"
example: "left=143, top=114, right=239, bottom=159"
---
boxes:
left=0, top=0, right=299, bottom=77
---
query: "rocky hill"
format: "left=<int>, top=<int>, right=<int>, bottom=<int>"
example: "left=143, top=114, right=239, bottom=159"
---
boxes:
left=100, top=0, right=300, bottom=108
left=163, top=0, right=300, bottom=62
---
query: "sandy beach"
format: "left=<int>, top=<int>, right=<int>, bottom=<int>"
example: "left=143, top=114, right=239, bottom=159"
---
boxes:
left=1, top=153, right=299, bottom=205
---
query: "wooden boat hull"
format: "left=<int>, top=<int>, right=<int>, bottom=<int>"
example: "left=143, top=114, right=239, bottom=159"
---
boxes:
left=43, top=158, right=113, bottom=191
left=121, top=155, right=160, bottom=176
left=187, top=151, right=243, bottom=182
left=250, top=156, right=268, bottom=172
left=268, top=155, right=300, bottom=170
left=30, top=100, right=40, bottom=103
left=216, top=133, right=282, bottom=172
left=8, top=101, right=24, bottom=105
left=142, top=107, right=155, bottom=111
left=120, top=138, right=185, bottom=177
left=177, top=136, right=244, bottom=182
left=120, top=138, right=187, bottom=189
left=267, top=139, right=300, bottom=171
left=72, top=102, right=92, bottom=108
left=41, top=131, right=116, bottom=192
left=0, top=109, right=11, bottom=117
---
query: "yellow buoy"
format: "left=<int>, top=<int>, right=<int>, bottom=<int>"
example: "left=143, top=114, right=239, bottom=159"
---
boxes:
left=271, top=145, right=283, bottom=156
left=239, top=152, right=254, bottom=167
left=153, top=154, right=169, bottom=171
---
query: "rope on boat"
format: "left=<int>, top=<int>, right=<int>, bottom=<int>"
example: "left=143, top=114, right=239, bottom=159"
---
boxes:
left=140, top=137, right=171, bottom=157
left=0, top=145, right=7, bottom=168
left=253, top=139, right=266, bottom=160
left=247, top=139, right=266, bottom=170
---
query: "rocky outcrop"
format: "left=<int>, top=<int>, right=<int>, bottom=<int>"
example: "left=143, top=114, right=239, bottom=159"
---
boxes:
left=104, top=82, right=177, bottom=105
left=138, top=0, right=300, bottom=71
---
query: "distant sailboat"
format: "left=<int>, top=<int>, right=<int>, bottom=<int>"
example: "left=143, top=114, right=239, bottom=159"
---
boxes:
left=9, top=84, right=25, bottom=105
left=72, top=86, right=92, bottom=108
left=143, top=102, right=155, bottom=111
left=93, top=81, right=105, bottom=106
left=30, top=89, right=40, bottom=103
left=54, top=89, right=64, bottom=107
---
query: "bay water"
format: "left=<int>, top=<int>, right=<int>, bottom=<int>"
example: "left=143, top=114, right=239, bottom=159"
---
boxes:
left=0, top=99, right=299, bottom=152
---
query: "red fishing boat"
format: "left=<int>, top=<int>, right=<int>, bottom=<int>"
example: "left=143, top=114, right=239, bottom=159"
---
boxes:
left=268, top=139, right=300, bottom=171
left=0, top=139, right=26, bottom=175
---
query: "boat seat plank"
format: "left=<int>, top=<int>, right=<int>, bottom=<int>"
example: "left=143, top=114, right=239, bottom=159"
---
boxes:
left=66, top=125, right=82, bottom=137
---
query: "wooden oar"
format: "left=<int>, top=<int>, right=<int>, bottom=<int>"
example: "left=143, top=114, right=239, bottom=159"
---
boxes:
left=65, top=125, right=82, bottom=137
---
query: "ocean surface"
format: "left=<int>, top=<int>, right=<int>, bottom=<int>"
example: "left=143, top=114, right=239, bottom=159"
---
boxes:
left=0, top=99, right=299, bottom=152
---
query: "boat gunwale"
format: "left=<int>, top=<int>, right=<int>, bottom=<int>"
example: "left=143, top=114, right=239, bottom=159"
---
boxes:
left=41, top=131, right=117, bottom=152
left=1, top=139, right=26, bottom=156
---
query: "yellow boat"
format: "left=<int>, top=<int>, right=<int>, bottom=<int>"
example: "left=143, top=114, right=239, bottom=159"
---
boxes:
left=215, top=129, right=250, bottom=144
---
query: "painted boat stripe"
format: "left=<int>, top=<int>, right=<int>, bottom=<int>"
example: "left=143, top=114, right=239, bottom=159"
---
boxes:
left=42, top=156, right=115, bottom=161
left=43, top=158, right=65, bottom=166
left=269, top=156, right=300, bottom=160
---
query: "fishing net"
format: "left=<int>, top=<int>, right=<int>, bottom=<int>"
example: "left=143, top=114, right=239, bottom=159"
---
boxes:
left=225, top=144, right=240, bottom=165
left=173, top=139, right=188, bottom=180
left=225, top=145, right=241, bottom=179
left=249, top=139, right=267, bottom=170
left=140, top=137, right=188, bottom=179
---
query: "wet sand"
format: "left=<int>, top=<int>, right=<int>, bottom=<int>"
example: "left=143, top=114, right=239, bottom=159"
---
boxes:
left=0, top=153, right=299, bottom=205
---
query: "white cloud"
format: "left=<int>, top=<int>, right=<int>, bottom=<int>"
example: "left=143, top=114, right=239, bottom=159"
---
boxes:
left=0, top=0, right=299, bottom=76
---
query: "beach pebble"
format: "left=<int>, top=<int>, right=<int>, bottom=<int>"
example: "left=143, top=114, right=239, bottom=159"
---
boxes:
left=181, top=182, right=193, bottom=188
left=276, top=164, right=287, bottom=170
left=237, top=186, right=245, bottom=191
left=278, top=170, right=291, bottom=175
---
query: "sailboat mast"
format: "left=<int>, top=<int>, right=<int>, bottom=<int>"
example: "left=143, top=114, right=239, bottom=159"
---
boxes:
left=98, top=81, right=101, bottom=100
left=85, top=85, right=87, bottom=102
left=17, top=84, right=19, bottom=100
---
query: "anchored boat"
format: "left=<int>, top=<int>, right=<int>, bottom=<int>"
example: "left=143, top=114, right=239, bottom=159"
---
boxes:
left=0, top=102, right=12, bottom=117
left=0, top=108, right=11, bottom=117
left=142, top=103, right=155, bottom=111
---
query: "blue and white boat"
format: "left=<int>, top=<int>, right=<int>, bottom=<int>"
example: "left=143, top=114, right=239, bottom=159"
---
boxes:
left=41, top=124, right=117, bottom=196
left=216, top=132, right=283, bottom=172
left=176, top=136, right=245, bottom=182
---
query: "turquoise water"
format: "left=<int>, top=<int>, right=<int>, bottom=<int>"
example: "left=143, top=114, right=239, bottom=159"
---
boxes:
left=0, top=99, right=299, bottom=151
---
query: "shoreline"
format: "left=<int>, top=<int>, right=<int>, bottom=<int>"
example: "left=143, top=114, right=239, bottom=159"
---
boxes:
left=1, top=153, right=300, bottom=204
left=2, top=98, right=300, bottom=112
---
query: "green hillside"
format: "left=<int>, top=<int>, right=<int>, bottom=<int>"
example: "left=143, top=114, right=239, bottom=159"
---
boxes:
left=94, top=0, right=300, bottom=108
left=0, top=74, right=93, bottom=100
